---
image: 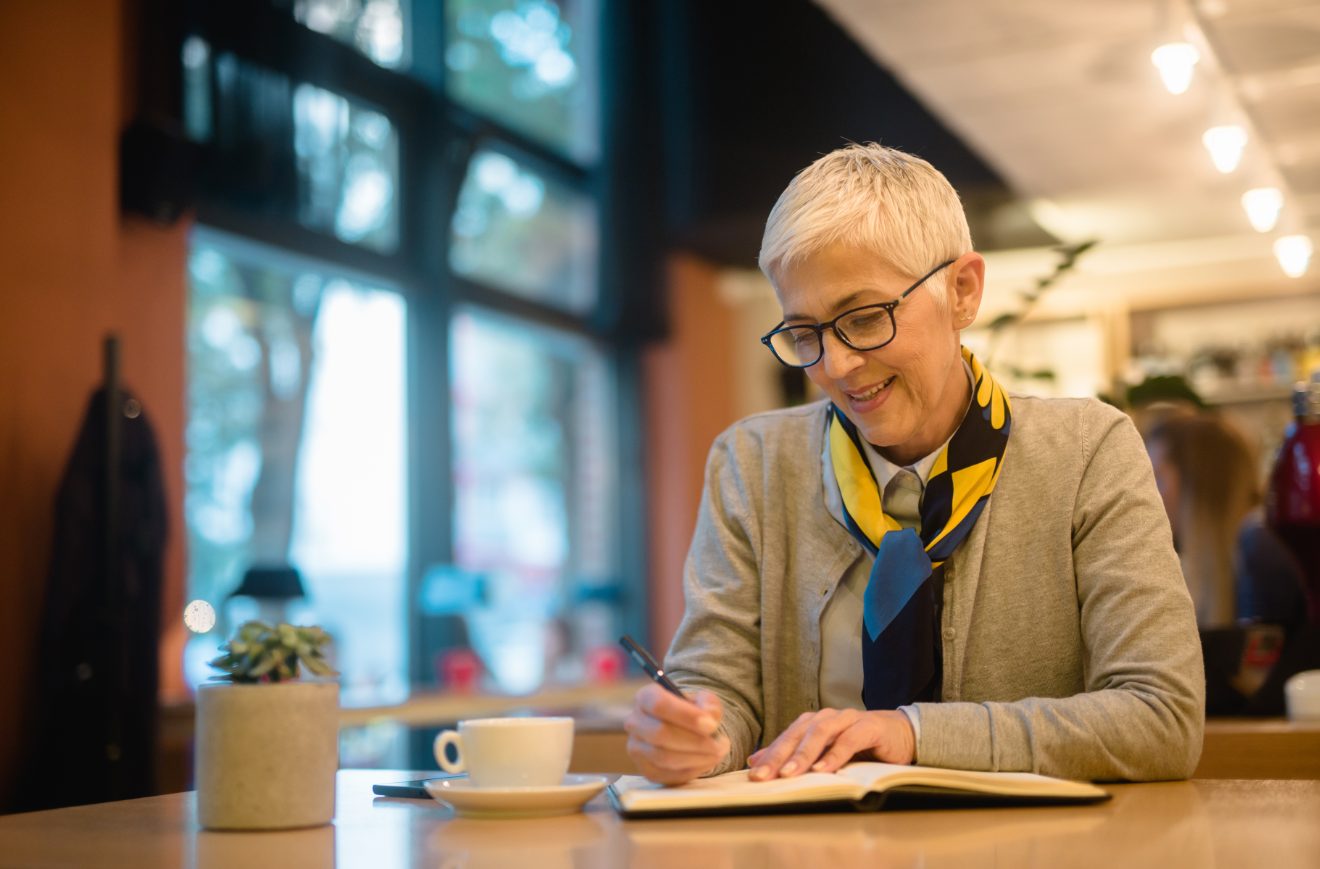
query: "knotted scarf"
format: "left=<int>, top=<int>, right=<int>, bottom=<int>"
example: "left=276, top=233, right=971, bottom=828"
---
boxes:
left=828, top=346, right=1011, bottom=709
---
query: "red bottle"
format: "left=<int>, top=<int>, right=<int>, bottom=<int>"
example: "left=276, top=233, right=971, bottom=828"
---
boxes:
left=1266, top=374, right=1320, bottom=624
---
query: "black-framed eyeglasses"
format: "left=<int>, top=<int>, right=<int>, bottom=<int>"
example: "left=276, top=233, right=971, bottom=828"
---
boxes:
left=759, top=259, right=955, bottom=368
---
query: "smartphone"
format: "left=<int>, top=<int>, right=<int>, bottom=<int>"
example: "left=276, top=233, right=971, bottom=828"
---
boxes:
left=372, top=776, right=458, bottom=799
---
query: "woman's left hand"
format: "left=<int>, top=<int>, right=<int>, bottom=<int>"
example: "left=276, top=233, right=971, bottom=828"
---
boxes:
left=745, top=708, right=915, bottom=780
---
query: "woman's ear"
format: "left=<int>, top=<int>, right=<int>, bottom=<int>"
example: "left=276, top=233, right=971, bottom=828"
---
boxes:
left=949, top=252, right=985, bottom=328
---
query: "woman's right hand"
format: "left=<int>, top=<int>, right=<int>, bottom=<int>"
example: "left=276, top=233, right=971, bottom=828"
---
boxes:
left=624, top=683, right=730, bottom=785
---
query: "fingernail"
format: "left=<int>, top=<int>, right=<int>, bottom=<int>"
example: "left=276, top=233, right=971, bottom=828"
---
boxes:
left=781, top=761, right=798, bottom=775
left=697, top=715, right=718, bottom=735
left=811, top=761, right=827, bottom=771
left=751, top=766, right=769, bottom=780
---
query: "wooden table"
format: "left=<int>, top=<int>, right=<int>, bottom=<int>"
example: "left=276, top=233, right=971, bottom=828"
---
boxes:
left=1, top=770, right=1316, bottom=868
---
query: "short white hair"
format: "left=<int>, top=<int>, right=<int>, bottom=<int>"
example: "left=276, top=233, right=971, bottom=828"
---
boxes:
left=758, top=143, right=973, bottom=309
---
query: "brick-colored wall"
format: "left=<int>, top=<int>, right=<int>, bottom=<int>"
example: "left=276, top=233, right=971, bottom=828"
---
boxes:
left=0, top=0, right=188, bottom=809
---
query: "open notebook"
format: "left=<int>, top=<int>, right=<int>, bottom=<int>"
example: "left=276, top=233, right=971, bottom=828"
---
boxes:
left=609, top=762, right=1110, bottom=818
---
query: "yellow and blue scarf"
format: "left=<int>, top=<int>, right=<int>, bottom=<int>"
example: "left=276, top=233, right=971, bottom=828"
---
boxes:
left=829, top=346, right=1011, bottom=709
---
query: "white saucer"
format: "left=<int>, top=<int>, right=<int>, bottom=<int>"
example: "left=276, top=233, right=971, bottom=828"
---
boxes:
left=424, top=774, right=610, bottom=819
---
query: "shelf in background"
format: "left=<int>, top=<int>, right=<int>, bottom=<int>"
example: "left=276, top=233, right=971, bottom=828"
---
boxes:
left=1197, top=717, right=1320, bottom=779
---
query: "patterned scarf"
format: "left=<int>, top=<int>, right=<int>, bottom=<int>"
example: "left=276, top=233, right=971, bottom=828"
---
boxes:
left=828, top=346, right=1012, bottom=709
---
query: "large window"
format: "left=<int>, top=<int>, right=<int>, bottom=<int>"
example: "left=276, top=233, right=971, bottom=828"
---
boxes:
left=179, top=0, right=636, bottom=720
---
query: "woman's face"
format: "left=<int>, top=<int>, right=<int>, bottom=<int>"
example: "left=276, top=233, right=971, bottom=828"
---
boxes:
left=773, top=243, right=982, bottom=466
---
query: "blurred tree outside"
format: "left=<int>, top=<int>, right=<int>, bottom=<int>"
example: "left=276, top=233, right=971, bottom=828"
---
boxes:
left=187, top=247, right=324, bottom=623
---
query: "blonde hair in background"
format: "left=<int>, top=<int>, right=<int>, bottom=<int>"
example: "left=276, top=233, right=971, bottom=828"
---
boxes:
left=758, top=142, right=974, bottom=311
left=1146, top=411, right=1261, bottom=628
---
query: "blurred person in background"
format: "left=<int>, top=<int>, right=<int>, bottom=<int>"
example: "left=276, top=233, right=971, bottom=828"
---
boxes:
left=1145, top=409, right=1311, bottom=714
left=1145, top=410, right=1308, bottom=630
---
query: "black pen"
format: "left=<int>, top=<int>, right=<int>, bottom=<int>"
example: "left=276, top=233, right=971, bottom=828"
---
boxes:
left=619, top=634, right=688, bottom=699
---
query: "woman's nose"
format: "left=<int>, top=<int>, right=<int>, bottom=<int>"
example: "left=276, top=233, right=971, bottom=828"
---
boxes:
left=819, top=331, right=863, bottom=379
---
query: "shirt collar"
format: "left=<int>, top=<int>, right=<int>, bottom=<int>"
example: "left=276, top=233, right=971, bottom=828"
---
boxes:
left=861, top=439, right=944, bottom=493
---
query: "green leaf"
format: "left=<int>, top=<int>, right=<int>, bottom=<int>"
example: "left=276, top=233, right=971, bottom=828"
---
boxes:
left=302, top=655, right=335, bottom=677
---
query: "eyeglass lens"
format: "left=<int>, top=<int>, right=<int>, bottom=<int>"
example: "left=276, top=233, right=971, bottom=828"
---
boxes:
left=768, top=307, right=895, bottom=366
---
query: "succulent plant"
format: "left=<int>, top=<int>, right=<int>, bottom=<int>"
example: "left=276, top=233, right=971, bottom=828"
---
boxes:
left=209, top=621, right=338, bottom=683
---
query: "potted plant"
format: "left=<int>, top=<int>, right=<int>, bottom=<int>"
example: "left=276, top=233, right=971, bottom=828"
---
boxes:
left=195, top=621, right=340, bottom=830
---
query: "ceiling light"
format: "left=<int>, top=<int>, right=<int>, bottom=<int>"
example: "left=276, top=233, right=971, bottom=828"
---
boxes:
left=1151, top=42, right=1199, bottom=94
left=1274, top=235, right=1313, bottom=278
left=1202, top=125, right=1247, bottom=173
left=1241, top=188, right=1283, bottom=233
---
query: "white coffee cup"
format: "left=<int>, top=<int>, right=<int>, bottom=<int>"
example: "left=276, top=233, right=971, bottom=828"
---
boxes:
left=433, top=716, right=574, bottom=788
left=1284, top=669, right=1320, bottom=722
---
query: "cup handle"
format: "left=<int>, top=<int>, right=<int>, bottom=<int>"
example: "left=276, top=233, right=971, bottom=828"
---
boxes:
left=433, top=730, right=465, bottom=774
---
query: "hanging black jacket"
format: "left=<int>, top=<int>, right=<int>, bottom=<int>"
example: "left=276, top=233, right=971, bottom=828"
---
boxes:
left=15, top=385, right=167, bottom=811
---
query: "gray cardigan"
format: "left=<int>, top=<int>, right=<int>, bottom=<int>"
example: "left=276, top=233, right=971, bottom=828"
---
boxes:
left=665, top=396, right=1205, bottom=781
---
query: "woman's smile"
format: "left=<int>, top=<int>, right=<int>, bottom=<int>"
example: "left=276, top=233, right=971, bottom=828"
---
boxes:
left=843, top=375, right=896, bottom=412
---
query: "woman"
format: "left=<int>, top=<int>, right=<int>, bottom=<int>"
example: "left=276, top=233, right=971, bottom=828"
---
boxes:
left=624, top=143, right=1204, bottom=784
left=1145, top=410, right=1308, bottom=629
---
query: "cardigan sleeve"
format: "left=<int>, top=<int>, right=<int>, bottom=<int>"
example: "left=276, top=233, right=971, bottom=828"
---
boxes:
left=911, top=404, right=1206, bottom=781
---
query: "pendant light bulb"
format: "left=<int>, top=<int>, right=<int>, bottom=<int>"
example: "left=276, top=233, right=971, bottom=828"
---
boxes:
left=1241, top=187, right=1283, bottom=233
left=1152, top=42, right=1199, bottom=94
left=1274, top=235, right=1313, bottom=278
left=1202, top=125, right=1247, bottom=173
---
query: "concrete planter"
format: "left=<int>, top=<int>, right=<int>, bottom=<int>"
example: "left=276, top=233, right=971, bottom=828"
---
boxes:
left=195, top=680, right=339, bottom=830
